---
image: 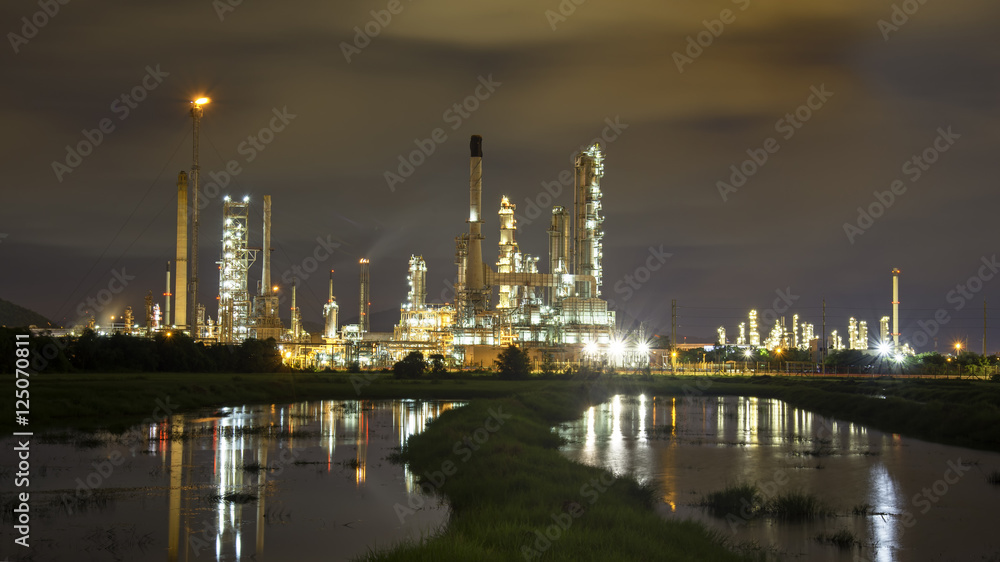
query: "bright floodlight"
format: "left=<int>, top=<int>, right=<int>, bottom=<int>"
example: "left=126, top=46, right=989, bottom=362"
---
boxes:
left=610, top=340, right=625, bottom=356
left=638, top=342, right=650, bottom=354
left=194, top=97, right=210, bottom=105
left=894, top=354, right=904, bottom=363
left=744, top=349, right=752, bottom=358
left=584, top=342, right=597, bottom=355
left=877, top=342, right=889, bottom=355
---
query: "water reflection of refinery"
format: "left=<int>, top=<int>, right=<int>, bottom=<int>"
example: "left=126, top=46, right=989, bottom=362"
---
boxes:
left=150, top=399, right=460, bottom=561
left=561, top=395, right=1000, bottom=562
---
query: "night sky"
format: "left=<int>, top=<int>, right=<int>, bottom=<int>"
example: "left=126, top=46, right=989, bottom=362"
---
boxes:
left=2, top=0, right=998, bottom=351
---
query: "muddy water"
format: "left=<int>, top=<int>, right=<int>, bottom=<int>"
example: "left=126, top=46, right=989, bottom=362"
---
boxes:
left=0, top=399, right=460, bottom=561
left=558, top=395, right=1000, bottom=561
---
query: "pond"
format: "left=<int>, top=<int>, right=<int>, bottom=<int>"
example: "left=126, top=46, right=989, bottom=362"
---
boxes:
left=558, top=395, right=1000, bottom=561
left=1, top=399, right=461, bottom=561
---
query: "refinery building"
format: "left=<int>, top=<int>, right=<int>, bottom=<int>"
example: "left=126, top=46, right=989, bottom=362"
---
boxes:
left=157, top=133, right=618, bottom=369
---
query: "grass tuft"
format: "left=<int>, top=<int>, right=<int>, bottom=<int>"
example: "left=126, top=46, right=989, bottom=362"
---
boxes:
left=815, top=529, right=859, bottom=549
left=987, top=470, right=1000, bottom=485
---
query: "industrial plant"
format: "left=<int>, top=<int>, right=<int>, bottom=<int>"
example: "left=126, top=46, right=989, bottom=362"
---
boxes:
left=99, top=102, right=623, bottom=369
left=74, top=99, right=925, bottom=371
left=715, top=268, right=915, bottom=360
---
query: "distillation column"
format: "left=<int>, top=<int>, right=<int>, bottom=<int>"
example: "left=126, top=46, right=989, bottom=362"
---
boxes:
left=547, top=206, right=571, bottom=305
left=572, top=144, right=605, bottom=298
left=407, top=256, right=427, bottom=311
left=174, top=172, right=189, bottom=329
left=324, top=270, right=339, bottom=338
left=497, top=197, right=519, bottom=309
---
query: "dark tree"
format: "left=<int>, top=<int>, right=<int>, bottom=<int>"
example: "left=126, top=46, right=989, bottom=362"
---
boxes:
left=495, top=345, right=531, bottom=380
left=394, top=351, right=426, bottom=379
left=428, top=353, right=446, bottom=375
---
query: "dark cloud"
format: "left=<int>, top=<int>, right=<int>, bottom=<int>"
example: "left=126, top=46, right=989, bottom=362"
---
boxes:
left=1, top=0, right=997, bottom=349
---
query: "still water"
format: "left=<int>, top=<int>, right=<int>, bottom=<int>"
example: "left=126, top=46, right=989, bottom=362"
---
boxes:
left=1, top=399, right=460, bottom=561
left=558, top=395, right=1000, bottom=561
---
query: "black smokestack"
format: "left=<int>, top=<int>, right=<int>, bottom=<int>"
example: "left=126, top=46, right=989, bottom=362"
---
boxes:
left=470, top=135, right=483, bottom=158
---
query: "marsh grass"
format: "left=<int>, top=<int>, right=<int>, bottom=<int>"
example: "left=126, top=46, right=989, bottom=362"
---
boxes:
left=815, top=529, right=859, bottom=549
left=208, top=492, right=257, bottom=504
left=852, top=503, right=872, bottom=516
left=987, top=470, right=1000, bottom=485
left=700, top=484, right=828, bottom=521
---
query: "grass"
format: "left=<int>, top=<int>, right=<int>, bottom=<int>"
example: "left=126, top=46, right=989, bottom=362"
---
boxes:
left=700, top=483, right=827, bottom=521
left=208, top=491, right=258, bottom=504
left=700, top=482, right=761, bottom=518
left=815, top=529, right=859, bottom=549
left=357, top=389, right=742, bottom=561
left=987, top=470, right=1000, bottom=485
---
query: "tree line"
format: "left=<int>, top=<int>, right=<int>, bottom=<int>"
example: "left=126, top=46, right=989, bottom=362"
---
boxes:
left=0, top=328, right=283, bottom=374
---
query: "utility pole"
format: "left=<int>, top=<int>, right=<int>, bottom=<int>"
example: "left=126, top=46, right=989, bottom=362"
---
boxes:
left=822, top=298, right=826, bottom=374
left=671, top=299, right=677, bottom=372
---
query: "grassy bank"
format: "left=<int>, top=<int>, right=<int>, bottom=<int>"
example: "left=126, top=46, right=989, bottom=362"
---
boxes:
left=361, top=389, right=742, bottom=561
left=5, top=372, right=999, bottom=452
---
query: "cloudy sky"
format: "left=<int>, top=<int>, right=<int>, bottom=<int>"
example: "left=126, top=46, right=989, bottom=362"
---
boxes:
left=2, top=0, right=998, bottom=350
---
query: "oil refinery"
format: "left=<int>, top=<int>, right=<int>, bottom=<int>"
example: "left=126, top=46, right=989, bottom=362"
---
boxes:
left=114, top=127, right=621, bottom=369
left=75, top=99, right=920, bottom=370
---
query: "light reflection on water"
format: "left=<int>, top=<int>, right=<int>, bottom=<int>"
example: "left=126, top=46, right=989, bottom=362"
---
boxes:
left=558, top=395, right=1000, bottom=561
left=1, top=399, right=461, bottom=562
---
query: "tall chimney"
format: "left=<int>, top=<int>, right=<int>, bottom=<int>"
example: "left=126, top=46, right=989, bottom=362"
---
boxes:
left=262, top=195, right=272, bottom=293
left=174, top=171, right=188, bottom=329
left=466, top=135, right=486, bottom=311
left=892, top=268, right=901, bottom=347
left=359, top=258, right=370, bottom=333
left=291, top=277, right=299, bottom=340
left=165, top=261, right=171, bottom=328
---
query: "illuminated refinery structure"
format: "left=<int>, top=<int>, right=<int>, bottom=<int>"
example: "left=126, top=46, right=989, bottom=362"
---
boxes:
left=447, top=136, right=615, bottom=362
left=217, top=196, right=255, bottom=343
left=126, top=127, right=624, bottom=367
